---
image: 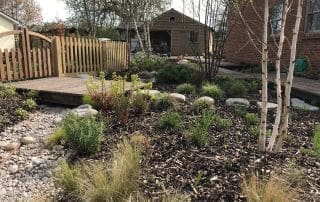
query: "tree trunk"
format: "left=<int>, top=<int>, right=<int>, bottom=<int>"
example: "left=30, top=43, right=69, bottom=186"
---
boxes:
left=275, top=0, right=303, bottom=152
left=133, top=18, right=145, bottom=52
left=258, top=0, right=269, bottom=152
left=267, top=0, right=289, bottom=152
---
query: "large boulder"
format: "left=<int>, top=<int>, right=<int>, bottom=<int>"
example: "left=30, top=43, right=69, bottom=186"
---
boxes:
left=257, top=102, right=278, bottom=109
left=291, top=98, right=319, bottom=111
left=72, top=104, right=98, bottom=117
left=195, top=96, right=215, bottom=105
left=169, top=93, right=186, bottom=102
left=226, top=98, right=250, bottom=107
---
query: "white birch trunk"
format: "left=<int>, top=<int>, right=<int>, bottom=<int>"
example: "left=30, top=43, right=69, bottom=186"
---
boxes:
left=133, top=18, right=145, bottom=52
left=275, top=0, right=303, bottom=152
left=258, top=0, right=269, bottom=152
left=267, top=0, right=289, bottom=152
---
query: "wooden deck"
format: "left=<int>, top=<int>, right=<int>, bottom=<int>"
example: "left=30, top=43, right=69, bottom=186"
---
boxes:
left=9, top=77, right=132, bottom=106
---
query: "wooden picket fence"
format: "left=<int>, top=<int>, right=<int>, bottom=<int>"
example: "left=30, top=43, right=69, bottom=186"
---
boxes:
left=0, top=28, right=129, bottom=82
left=54, top=37, right=129, bottom=76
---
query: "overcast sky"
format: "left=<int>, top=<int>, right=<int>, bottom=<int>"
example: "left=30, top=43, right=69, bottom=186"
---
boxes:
left=37, top=0, right=186, bottom=22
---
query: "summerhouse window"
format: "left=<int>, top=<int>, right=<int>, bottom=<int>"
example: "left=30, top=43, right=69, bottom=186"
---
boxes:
left=307, top=0, right=320, bottom=32
left=270, top=3, right=284, bottom=35
left=189, top=31, right=198, bottom=43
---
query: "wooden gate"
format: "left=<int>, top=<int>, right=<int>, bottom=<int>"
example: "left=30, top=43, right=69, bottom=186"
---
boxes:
left=0, top=28, right=53, bottom=82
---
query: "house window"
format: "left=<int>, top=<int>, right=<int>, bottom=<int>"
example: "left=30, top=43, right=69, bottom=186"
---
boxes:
left=307, top=0, right=320, bottom=32
left=189, top=31, right=198, bottom=43
left=270, top=3, right=284, bottom=35
left=169, top=16, right=176, bottom=22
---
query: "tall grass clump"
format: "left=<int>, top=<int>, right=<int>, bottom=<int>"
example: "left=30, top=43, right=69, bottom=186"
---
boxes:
left=187, top=109, right=213, bottom=146
left=213, top=114, right=232, bottom=131
left=176, top=83, right=196, bottom=95
left=63, top=113, right=104, bottom=155
left=201, top=83, right=224, bottom=100
left=242, top=174, right=297, bottom=202
left=227, top=80, right=248, bottom=97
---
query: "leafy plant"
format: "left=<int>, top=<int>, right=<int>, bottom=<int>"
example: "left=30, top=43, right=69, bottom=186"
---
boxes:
left=152, top=93, right=174, bottom=111
left=176, top=83, right=196, bottom=95
left=157, top=111, right=182, bottom=130
left=131, top=92, right=149, bottom=114
left=245, top=113, right=259, bottom=126
left=201, top=83, right=224, bottom=100
left=25, top=90, right=38, bottom=100
left=62, top=113, right=105, bottom=155
left=227, top=80, right=248, bottom=97
left=245, top=79, right=262, bottom=94
left=23, top=98, right=37, bottom=111
left=113, top=94, right=131, bottom=125
left=47, top=127, right=66, bottom=148
left=214, top=75, right=233, bottom=91
left=213, top=114, right=232, bottom=131
left=156, top=64, right=200, bottom=85
left=131, top=51, right=167, bottom=71
left=249, top=125, right=260, bottom=138
left=191, top=99, right=214, bottom=114
left=82, top=94, right=96, bottom=106
left=234, top=106, right=248, bottom=117
left=312, top=124, right=320, bottom=153
left=15, top=108, right=29, bottom=119
left=187, top=109, right=213, bottom=146
left=0, top=84, right=16, bottom=98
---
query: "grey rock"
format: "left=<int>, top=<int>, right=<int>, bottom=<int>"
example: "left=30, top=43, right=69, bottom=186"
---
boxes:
left=8, top=165, right=19, bottom=174
left=0, top=188, right=6, bottom=196
left=257, top=102, right=278, bottom=109
left=76, top=104, right=93, bottom=110
left=31, top=157, right=44, bottom=165
left=226, top=98, right=250, bottom=107
left=169, top=93, right=186, bottom=102
left=21, top=136, right=36, bottom=145
left=0, top=141, right=9, bottom=148
left=53, top=117, right=63, bottom=124
left=195, top=96, right=215, bottom=105
left=3, top=142, right=20, bottom=151
left=291, top=98, right=319, bottom=111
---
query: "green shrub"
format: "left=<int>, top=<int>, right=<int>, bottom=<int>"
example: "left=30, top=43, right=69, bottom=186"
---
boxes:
left=15, top=108, right=29, bottom=119
left=191, top=99, right=214, bottom=114
left=63, top=113, right=104, bottom=155
left=187, top=109, right=213, bottom=146
left=227, top=80, right=248, bottom=97
left=152, top=93, right=174, bottom=111
left=176, top=83, right=196, bottom=95
left=0, top=84, right=16, bottom=98
left=23, top=98, right=37, bottom=111
left=131, top=93, right=149, bottom=114
left=213, top=114, right=232, bottom=131
left=82, top=94, right=96, bottom=106
left=131, top=51, right=167, bottom=71
left=113, top=95, right=131, bottom=125
left=234, top=106, right=248, bottom=117
left=214, top=75, right=233, bottom=91
left=201, top=83, right=224, bottom=100
left=157, top=112, right=182, bottom=130
left=156, top=64, right=200, bottom=85
left=25, top=90, right=38, bottom=99
left=249, top=125, right=260, bottom=138
left=47, top=127, right=67, bottom=148
left=312, top=125, right=320, bottom=153
left=245, top=113, right=259, bottom=126
left=245, top=79, right=262, bottom=94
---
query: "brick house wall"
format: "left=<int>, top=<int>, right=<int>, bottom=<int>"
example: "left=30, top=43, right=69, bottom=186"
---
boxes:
left=225, top=0, right=320, bottom=70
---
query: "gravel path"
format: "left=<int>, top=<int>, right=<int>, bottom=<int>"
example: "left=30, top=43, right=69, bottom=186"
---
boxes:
left=0, top=106, right=67, bottom=201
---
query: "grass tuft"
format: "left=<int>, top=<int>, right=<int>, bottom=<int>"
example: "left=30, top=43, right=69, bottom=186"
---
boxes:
left=176, top=83, right=196, bottom=95
left=157, top=111, right=182, bottom=130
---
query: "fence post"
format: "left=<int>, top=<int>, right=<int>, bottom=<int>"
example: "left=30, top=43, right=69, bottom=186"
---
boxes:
left=52, top=37, right=64, bottom=77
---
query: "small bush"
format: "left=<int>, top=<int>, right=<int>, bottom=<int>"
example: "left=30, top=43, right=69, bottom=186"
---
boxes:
left=0, top=84, right=16, bottom=98
left=242, top=174, right=297, bottom=202
left=245, top=79, right=262, bottom=94
left=245, top=113, right=259, bottom=126
left=312, top=125, right=320, bottom=153
left=152, top=93, right=174, bottom=111
left=25, top=90, right=38, bottom=99
left=201, top=83, right=224, bottom=100
left=63, top=113, right=104, bottom=155
left=214, top=75, right=233, bottom=91
left=213, top=114, right=232, bottom=131
left=156, top=64, right=200, bottom=85
left=157, top=112, right=182, bottom=130
left=47, top=127, right=66, bottom=148
left=131, top=93, right=149, bottom=114
left=234, top=106, right=248, bottom=117
left=82, top=94, right=96, bottom=106
left=131, top=51, right=167, bottom=71
left=113, top=95, right=130, bottom=125
left=187, top=109, right=213, bottom=146
left=191, top=99, right=214, bottom=114
left=176, top=83, right=196, bottom=95
left=23, top=98, right=37, bottom=111
left=227, top=80, right=248, bottom=97
left=15, top=108, right=29, bottom=119
left=55, top=160, right=82, bottom=196
left=249, top=125, right=260, bottom=138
